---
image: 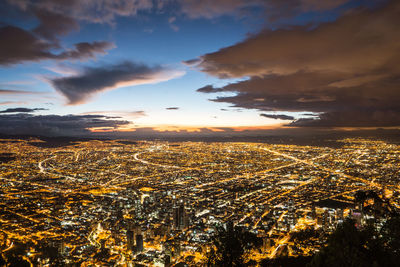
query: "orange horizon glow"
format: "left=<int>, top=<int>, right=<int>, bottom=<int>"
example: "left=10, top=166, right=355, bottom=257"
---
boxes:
left=88, top=123, right=285, bottom=133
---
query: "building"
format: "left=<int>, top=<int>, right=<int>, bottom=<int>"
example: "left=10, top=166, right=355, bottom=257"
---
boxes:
left=135, top=234, right=143, bottom=253
left=173, top=202, right=185, bottom=230
left=127, top=230, right=134, bottom=251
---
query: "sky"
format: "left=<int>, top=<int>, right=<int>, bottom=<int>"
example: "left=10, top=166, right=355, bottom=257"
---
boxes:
left=0, top=0, right=399, bottom=138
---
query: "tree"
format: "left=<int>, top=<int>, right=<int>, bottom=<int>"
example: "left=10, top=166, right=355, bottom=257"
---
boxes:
left=308, top=219, right=387, bottom=267
left=379, top=215, right=400, bottom=265
left=261, top=256, right=313, bottom=267
left=206, top=224, right=262, bottom=266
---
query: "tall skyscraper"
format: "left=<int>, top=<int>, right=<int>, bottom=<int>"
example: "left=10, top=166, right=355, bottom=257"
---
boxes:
left=311, top=202, right=317, bottom=220
left=322, top=210, right=330, bottom=231
left=127, top=230, right=134, bottom=251
left=173, top=201, right=185, bottom=230
left=287, top=200, right=296, bottom=228
left=135, top=234, right=143, bottom=253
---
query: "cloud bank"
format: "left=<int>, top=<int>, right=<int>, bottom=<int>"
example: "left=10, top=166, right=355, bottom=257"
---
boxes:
left=193, top=1, right=400, bottom=127
left=0, top=113, right=130, bottom=136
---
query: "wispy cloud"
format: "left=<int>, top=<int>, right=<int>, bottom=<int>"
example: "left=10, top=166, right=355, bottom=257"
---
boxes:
left=81, top=110, right=147, bottom=119
left=0, top=89, right=39, bottom=95
left=0, top=101, right=26, bottom=106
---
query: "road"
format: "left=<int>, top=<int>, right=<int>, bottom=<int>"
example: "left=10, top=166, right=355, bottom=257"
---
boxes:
left=38, top=155, right=57, bottom=173
left=133, top=152, right=180, bottom=169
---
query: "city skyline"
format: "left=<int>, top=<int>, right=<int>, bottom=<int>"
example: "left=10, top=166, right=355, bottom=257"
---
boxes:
left=1, top=0, right=399, bottom=137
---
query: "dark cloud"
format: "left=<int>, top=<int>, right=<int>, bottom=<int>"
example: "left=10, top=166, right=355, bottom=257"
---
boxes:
left=50, top=61, right=183, bottom=105
left=194, top=1, right=400, bottom=127
left=166, top=107, right=180, bottom=110
left=289, top=110, right=400, bottom=127
left=0, top=25, right=113, bottom=65
left=57, top=41, right=115, bottom=60
left=0, top=25, right=56, bottom=65
left=33, top=8, right=79, bottom=41
left=196, top=85, right=225, bottom=93
left=0, top=113, right=130, bottom=136
left=260, top=113, right=295, bottom=120
left=0, top=107, right=48, bottom=113
left=1, top=0, right=122, bottom=66
left=190, top=2, right=399, bottom=78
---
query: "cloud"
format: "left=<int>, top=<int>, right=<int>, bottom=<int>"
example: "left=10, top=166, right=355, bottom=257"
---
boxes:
left=190, top=2, right=400, bottom=78
left=168, top=16, right=179, bottom=32
left=0, top=107, right=48, bottom=113
left=0, top=101, right=26, bottom=106
left=0, top=25, right=114, bottom=65
left=166, top=107, right=180, bottom=110
left=0, top=113, right=130, bottom=136
left=194, top=1, right=400, bottom=127
left=196, top=85, right=225, bottom=93
left=0, top=25, right=55, bottom=65
left=289, top=110, right=400, bottom=127
left=57, top=41, right=115, bottom=60
left=174, top=0, right=354, bottom=19
left=260, top=113, right=295, bottom=120
left=1, top=1, right=124, bottom=66
left=81, top=110, right=147, bottom=119
left=33, top=8, right=80, bottom=41
left=175, top=0, right=262, bottom=19
left=50, top=61, right=185, bottom=105
left=0, top=89, right=38, bottom=95
left=7, top=0, right=153, bottom=24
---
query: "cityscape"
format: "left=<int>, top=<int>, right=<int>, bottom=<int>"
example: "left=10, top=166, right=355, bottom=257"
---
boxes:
left=0, top=137, right=399, bottom=265
left=1, top=0, right=400, bottom=265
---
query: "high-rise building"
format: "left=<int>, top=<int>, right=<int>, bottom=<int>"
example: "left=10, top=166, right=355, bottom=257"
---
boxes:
left=322, top=210, right=330, bottom=231
left=173, top=202, right=185, bottom=230
left=311, top=202, right=317, bottom=220
left=287, top=200, right=296, bottom=228
left=127, top=230, right=134, bottom=251
left=336, top=208, right=344, bottom=224
left=135, top=234, right=143, bottom=253
left=134, top=199, right=142, bottom=219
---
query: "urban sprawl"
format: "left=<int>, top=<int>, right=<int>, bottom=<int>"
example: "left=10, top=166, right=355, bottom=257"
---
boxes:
left=0, top=138, right=399, bottom=265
